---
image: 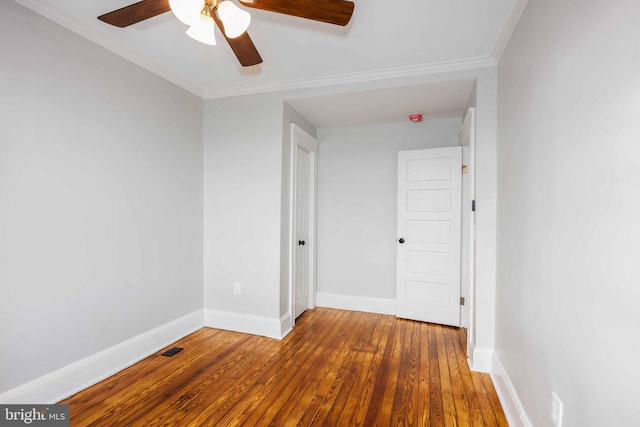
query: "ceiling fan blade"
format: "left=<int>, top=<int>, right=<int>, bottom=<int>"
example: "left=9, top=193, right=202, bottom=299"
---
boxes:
left=239, top=0, right=354, bottom=26
left=213, top=15, right=263, bottom=67
left=98, top=0, right=171, bottom=28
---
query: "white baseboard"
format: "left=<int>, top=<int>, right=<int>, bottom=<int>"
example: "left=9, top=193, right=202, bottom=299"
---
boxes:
left=491, top=353, right=533, bottom=427
left=467, top=340, right=476, bottom=367
left=316, top=292, right=396, bottom=315
left=0, top=310, right=204, bottom=404
left=469, top=345, right=494, bottom=373
left=279, top=312, right=293, bottom=339
left=204, top=309, right=284, bottom=339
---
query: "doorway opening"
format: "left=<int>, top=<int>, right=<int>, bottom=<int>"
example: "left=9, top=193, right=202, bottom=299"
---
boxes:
left=288, top=124, right=319, bottom=325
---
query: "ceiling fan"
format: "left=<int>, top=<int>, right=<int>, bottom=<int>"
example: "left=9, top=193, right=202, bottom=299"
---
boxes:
left=97, top=0, right=355, bottom=67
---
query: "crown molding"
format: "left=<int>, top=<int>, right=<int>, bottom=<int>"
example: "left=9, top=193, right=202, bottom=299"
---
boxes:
left=203, top=55, right=497, bottom=99
left=13, top=0, right=205, bottom=98
left=491, top=0, right=529, bottom=62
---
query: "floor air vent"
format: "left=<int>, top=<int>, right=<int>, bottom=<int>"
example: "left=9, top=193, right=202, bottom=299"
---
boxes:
left=161, top=347, right=183, bottom=357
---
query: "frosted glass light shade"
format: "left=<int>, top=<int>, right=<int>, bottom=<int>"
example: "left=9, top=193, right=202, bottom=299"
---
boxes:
left=169, top=0, right=204, bottom=25
left=217, top=1, right=251, bottom=38
left=186, top=14, right=217, bottom=45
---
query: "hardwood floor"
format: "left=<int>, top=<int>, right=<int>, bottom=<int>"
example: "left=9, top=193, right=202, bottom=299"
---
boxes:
left=60, top=308, right=508, bottom=426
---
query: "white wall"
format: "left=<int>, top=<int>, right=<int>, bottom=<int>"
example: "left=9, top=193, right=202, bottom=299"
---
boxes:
left=316, top=119, right=461, bottom=304
left=203, top=93, right=284, bottom=322
left=496, top=0, right=640, bottom=425
left=472, top=69, right=499, bottom=369
left=0, top=2, right=204, bottom=395
left=203, top=94, right=318, bottom=333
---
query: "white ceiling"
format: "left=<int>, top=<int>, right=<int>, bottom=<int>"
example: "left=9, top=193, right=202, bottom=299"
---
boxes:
left=16, top=0, right=519, bottom=101
left=286, top=79, right=476, bottom=128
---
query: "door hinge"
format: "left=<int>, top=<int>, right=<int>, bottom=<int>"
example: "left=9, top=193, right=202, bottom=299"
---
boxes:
left=460, top=297, right=465, bottom=306
left=472, top=200, right=476, bottom=212
left=462, top=165, right=468, bottom=174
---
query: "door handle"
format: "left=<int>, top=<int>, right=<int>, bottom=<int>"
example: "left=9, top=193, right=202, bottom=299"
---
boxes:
left=398, top=238, right=405, bottom=244
left=298, top=240, right=306, bottom=246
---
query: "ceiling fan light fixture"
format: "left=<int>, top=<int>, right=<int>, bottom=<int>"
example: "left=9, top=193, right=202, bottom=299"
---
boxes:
left=169, top=0, right=205, bottom=25
left=217, top=1, right=251, bottom=39
left=186, top=13, right=217, bottom=45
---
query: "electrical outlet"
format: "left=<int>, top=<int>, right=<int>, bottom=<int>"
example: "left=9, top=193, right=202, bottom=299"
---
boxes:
left=234, top=282, right=241, bottom=295
left=551, top=392, right=563, bottom=427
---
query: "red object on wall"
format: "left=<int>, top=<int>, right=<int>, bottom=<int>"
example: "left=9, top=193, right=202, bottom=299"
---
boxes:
left=409, top=113, right=423, bottom=122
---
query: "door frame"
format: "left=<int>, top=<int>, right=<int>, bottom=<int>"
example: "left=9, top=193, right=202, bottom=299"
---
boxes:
left=460, top=108, right=477, bottom=363
left=289, top=124, right=319, bottom=326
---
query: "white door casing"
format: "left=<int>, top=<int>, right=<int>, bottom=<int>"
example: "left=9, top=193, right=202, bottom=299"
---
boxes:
left=396, top=147, right=462, bottom=327
left=294, top=146, right=310, bottom=318
left=290, top=124, right=318, bottom=321
left=461, top=145, right=470, bottom=329
left=460, top=108, right=477, bottom=361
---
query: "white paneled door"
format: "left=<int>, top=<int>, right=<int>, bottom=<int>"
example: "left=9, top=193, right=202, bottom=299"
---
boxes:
left=396, top=147, right=462, bottom=326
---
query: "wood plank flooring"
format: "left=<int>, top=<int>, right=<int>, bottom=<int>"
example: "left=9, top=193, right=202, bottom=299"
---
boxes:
left=60, top=308, right=508, bottom=426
